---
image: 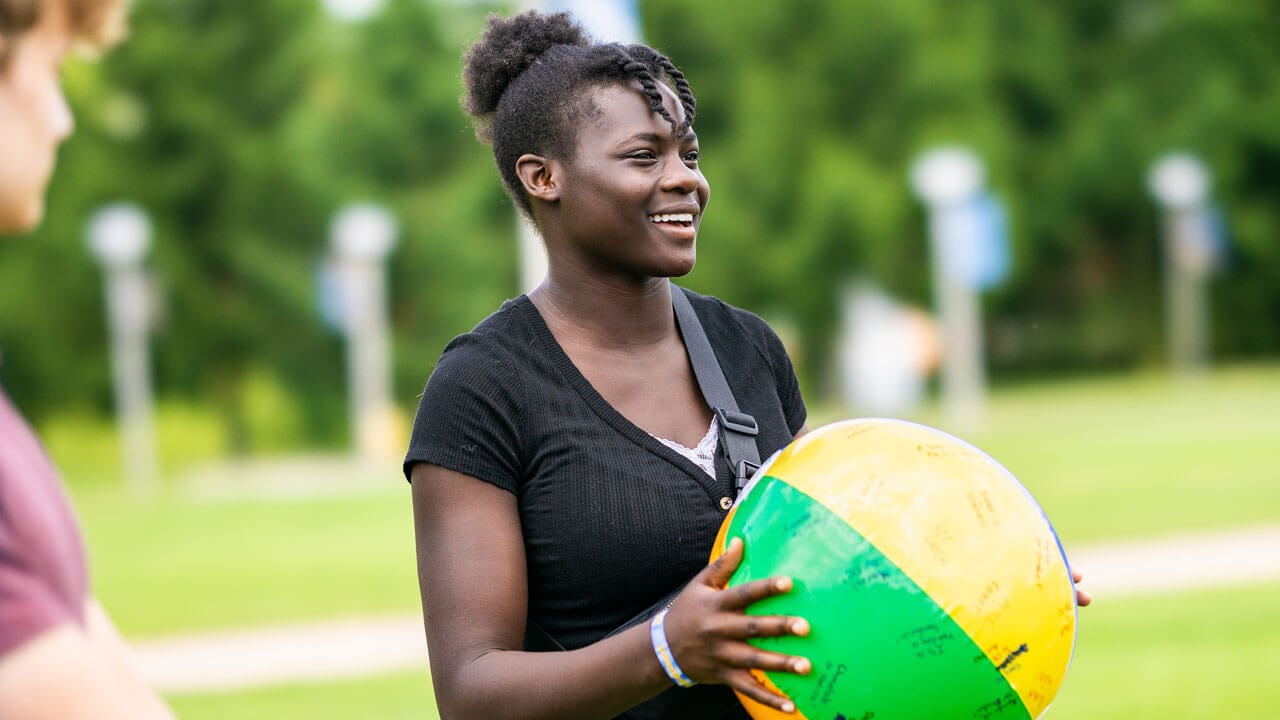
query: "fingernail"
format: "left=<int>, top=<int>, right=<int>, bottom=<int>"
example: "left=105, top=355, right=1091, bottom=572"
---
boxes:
left=775, top=577, right=792, bottom=592
left=781, top=701, right=795, bottom=713
left=791, top=619, right=810, bottom=636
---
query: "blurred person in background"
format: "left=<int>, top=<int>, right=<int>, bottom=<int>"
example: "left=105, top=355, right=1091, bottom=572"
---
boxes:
left=0, top=0, right=173, bottom=717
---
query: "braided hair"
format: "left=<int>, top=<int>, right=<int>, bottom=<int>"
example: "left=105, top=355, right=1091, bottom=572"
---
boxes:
left=461, top=11, right=697, bottom=220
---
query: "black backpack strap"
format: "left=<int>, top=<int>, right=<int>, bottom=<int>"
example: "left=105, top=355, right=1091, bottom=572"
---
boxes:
left=671, top=284, right=761, bottom=493
left=523, top=619, right=567, bottom=652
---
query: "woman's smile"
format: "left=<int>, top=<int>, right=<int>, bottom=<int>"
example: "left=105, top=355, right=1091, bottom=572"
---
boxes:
left=647, top=210, right=699, bottom=241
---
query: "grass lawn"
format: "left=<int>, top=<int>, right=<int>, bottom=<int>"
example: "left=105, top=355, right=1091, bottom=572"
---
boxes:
left=1052, top=580, right=1280, bottom=719
left=75, top=485, right=420, bottom=637
left=169, top=669, right=440, bottom=720
left=165, top=581, right=1280, bottom=720
left=55, top=363, right=1280, bottom=639
left=815, top=363, right=1280, bottom=545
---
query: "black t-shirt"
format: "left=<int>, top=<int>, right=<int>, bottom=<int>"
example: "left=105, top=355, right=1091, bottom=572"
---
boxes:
left=404, top=288, right=806, bottom=717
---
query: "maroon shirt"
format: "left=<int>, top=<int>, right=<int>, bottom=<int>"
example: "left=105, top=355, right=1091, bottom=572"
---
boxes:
left=0, top=389, right=88, bottom=658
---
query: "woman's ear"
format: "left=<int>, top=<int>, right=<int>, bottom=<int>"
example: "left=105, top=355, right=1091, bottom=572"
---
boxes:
left=516, top=154, right=561, bottom=203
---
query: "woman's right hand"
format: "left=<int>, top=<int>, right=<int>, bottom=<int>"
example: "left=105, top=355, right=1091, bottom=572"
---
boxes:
left=660, top=537, right=812, bottom=713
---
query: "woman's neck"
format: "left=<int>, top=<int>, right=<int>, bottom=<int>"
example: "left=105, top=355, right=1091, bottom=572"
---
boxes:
left=528, top=274, right=677, bottom=351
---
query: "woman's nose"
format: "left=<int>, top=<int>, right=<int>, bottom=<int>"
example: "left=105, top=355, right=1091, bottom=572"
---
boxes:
left=662, top=159, right=703, bottom=194
left=47, top=84, right=75, bottom=141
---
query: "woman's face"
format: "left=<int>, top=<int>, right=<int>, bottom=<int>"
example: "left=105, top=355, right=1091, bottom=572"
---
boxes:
left=0, top=0, right=75, bottom=234
left=549, top=79, right=710, bottom=282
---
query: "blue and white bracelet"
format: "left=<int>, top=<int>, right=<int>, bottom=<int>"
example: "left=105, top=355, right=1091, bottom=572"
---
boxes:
left=649, top=608, right=696, bottom=688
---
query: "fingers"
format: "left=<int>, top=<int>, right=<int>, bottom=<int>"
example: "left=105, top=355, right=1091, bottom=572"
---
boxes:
left=708, top=614, right=811, bottom=698
left=727, top=669, right=799, bottom=713
left=680, top=536, right=811, bottom=706
left=1071, top=568, right=1092, bottom=607
left=704, top=537, right=745, bottom=589
left=718, top=643, right=812, bottom=676
left=718, top=575, right=794, bottom=611
left=729, top=615, right=810, bottom=641
left=705, top=538, right=797, bottom=613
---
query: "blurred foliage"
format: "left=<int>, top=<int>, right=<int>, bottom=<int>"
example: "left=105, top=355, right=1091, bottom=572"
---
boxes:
left=0, top=0, right=1277, bottom=448
left=39, top=400, right=226, bottom=486
left=648, top=0, right=1280, bottom=387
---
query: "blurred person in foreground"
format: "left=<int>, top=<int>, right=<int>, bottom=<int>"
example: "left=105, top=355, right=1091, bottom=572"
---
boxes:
left=0, top=0, right=174, bottom=717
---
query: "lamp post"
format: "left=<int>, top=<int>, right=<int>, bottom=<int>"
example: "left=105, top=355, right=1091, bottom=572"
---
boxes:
left=321, top=0, right=384, bottom=22
left=1148, top=153, right=1214, bottom=374
left=87, top=204, right=156, bottom=495
left=910, top=147, right=987, bottom=431
left=330, top=203, right=399, bottom=461
left=542, top=0, right=641, bottom=42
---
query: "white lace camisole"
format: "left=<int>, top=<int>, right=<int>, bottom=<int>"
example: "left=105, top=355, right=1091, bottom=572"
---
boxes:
left=651, top=416, right=719, bottom=479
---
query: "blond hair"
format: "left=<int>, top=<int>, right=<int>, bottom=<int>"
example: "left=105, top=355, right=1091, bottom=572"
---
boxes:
left=0, top=0, right=127, bottom=62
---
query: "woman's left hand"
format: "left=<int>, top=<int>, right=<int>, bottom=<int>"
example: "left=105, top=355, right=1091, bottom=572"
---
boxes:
left=1072, top=568, right=1092, bottom=607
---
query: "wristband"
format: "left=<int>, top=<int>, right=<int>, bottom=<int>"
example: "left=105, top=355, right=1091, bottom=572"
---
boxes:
left=649, top=608, right=696, bottom=688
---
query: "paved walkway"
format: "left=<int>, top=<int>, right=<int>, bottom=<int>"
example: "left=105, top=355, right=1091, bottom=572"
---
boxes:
left=131, top=523, right=1280, bottom=694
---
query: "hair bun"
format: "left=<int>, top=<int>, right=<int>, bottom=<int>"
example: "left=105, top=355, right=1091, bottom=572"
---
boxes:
left=462, top=10, right=590, bottom=119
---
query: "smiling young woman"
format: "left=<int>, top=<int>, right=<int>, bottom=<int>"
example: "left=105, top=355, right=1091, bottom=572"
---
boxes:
left=531, top=81, right=708, bottom=285
left=403, top=11, right=811, bottom=720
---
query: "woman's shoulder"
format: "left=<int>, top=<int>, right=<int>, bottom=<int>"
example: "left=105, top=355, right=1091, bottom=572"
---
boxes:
left=423, top=296, right=542, bottom=395
left=438, top=295, right=536, bottom=360
left=417, top=294, right=537, bottom=409
left=678, top=286, right=780, bottom=344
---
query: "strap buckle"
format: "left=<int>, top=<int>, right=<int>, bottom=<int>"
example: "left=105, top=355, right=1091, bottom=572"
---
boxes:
left=734, top=459, right=760, bottom=492
left=715, top=408, right=759, bottom=436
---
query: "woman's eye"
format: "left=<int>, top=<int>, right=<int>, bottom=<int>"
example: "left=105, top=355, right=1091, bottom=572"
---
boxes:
left=629, top=150, right=658, bottom=161
left=683, top=150, right=700, bottom=163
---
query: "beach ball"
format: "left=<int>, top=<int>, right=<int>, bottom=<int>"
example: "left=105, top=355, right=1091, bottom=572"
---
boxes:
left=710, top=418, right=1077, bottom=720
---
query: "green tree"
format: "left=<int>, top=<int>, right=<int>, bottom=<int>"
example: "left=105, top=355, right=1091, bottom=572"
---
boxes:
left=644, top=0, right=1280, bottom=385
left=2, top=0, right=1277, bottom=444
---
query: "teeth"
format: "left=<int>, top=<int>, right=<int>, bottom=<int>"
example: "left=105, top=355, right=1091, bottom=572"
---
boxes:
left=650, top=213, right=694, bottom=223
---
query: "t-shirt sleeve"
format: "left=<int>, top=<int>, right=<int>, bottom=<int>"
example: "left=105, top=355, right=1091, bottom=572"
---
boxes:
left=402, top=334, right=524, bottom=494
left=0, top=514, right=77, bottom=658
left=762, top=323, right=807, bottom=435
left=705, top=293, right=808, bottom=437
